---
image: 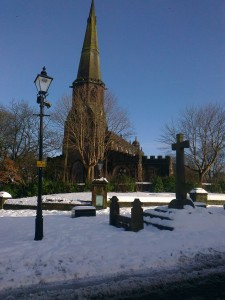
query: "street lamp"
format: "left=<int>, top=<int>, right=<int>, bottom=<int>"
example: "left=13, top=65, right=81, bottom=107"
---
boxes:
left=34, top=67, right=53, bottom=241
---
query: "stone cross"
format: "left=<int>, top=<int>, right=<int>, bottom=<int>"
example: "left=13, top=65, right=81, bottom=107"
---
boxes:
left=172, top=133, right=189, bottom=200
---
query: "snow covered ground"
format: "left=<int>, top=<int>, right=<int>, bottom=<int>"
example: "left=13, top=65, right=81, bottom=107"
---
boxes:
left=5, top=191, right=225, bottom=207
left=1, top=192, right=225, bottom=297
left=5, top=192, right=176, bottom=206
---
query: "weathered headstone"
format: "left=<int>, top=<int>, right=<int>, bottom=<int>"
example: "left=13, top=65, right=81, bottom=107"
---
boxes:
left=168, top=133, right=195, bottom=209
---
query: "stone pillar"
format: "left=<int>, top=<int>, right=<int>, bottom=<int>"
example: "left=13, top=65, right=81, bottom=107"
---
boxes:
left=109, top=196, right=119, bottom=226
left=131, top=198, right=143, bottom=232
left=189, top=188, right=208, bottom=204
left=92, top=178, right=108, bottom=209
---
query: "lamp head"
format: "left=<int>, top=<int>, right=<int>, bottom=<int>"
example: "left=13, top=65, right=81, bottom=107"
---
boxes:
left=34, top=67, right=53, bottom=95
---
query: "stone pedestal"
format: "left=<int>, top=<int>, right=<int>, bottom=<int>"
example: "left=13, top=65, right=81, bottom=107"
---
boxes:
left=92, top=178, right=108, bottom=209
left=168, top=198, right=195, bottom=209
left=0, top=192, right=12, bottom=209
left=0, top=197, right=4, bottom=209
left=189, top=188, right=208, bottom=204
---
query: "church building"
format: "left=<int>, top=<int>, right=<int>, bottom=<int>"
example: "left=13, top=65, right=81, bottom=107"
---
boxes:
left=49, top=0, right=172, bottom=184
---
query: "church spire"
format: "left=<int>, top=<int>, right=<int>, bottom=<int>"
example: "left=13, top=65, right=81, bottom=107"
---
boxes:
left=74, top=0, right=104, bottom=86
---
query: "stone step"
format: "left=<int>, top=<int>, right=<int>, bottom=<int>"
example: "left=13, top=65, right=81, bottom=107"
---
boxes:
left=155, top=207, right=173, bottom=213
left=144, top=220, right=174, bottom=231
left=143, top=207, right=174, bottom=231
left=144, top=206, right=174, bottom=220
left=143, top=211, right=173, bottom=221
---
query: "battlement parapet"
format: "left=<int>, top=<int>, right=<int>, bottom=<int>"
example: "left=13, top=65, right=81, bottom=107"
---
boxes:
left=143, top=155, right=171, bottom=161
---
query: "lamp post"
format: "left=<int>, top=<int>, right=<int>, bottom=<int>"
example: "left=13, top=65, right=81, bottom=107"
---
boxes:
left=34, top=67, right=53, bottom=241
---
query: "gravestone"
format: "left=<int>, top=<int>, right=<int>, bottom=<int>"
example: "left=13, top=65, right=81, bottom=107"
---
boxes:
left=168, top=133, right=195, bottom=209
left=0, top=191, right=12, bottom=209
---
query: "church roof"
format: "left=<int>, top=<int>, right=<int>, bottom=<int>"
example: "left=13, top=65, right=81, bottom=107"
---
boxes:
left=107, top=132, right=144, bottom=156
left=74, top=0, right=104, bottom=86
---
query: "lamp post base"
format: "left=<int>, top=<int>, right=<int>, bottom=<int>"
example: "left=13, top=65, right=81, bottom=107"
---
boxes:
left=34, top=216, right=43, bottom=240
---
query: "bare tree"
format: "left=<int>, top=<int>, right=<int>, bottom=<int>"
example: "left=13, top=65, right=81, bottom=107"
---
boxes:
left=104, top=91, right=134, bottom=140
left=0, top=108, right=11, bottom=158
left=52, top=91, right=134, bottom=146
left=206, top=151, right=225, bottom=182
left=4, top=101, right=38, bottom=160
left=160, top=103, right=225, bottom=185
left=50, top=95, right=71, bottom=142
left=51, top=90, right=134, bottom=182
left=65, top=85, right=106, bottom=181
left=0, top=100, right=57, bottom=183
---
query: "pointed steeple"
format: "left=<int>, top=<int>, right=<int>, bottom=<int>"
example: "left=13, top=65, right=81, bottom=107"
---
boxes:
left=74, top=0, right=104, bottom=86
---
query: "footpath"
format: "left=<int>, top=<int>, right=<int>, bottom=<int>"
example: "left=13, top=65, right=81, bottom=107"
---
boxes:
left=1, top=252, right=225, bottom=300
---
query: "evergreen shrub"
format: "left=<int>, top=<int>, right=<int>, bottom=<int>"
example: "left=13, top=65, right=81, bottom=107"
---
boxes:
left=205, top=183, right=223, bottom=193
left=152, top=176, right=164, bottom=193
left=110, top=175, right=135, bottom=192
left=0, top=180, right=80, bottom=198
left=162, top=176, right=175, bottom=192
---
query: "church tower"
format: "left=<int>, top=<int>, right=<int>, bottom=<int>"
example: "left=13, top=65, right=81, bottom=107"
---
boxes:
left=64, top=0, right=106, bottom=182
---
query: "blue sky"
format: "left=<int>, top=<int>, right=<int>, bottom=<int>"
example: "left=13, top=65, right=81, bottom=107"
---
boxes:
left=0, top=0, right=225, bottom=156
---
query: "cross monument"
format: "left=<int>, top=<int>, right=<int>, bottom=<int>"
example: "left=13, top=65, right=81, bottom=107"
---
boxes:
left=168, top=133, right=195, bottom=209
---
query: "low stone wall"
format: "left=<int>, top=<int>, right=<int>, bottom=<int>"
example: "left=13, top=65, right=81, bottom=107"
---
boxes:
left=109, top=196, right=143, bottom=232
left=207, top=200, right=225, bottom=206
left=4, top=203, right=87, bottom=211
left=3, top=197, right=225, bottom=211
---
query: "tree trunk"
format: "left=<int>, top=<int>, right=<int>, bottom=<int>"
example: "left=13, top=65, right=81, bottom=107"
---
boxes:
left=198, top=172, right=204, bottom=187
left=86, top=166, right=92, bottom=183
left=63, top=137, right=68, bottom=183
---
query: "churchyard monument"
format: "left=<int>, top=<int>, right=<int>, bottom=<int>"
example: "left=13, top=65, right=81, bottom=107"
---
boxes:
left=169, top=133, right=195, bottom=209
